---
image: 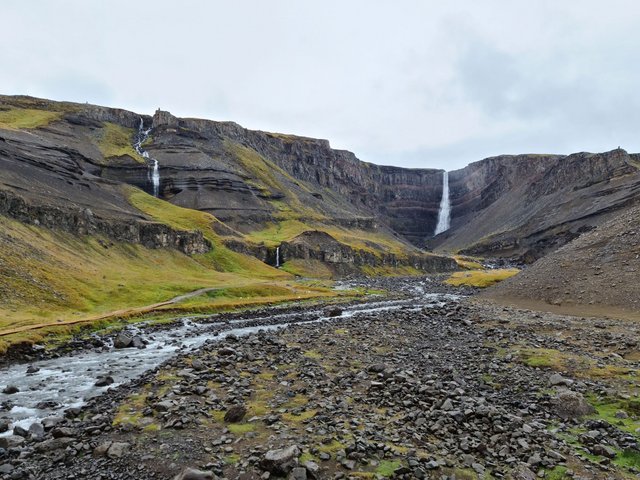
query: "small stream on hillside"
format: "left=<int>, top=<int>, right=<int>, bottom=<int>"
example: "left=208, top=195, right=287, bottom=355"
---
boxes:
left=0, top=287, right=459, bottom=435
left=134, top=118, right=160, bottom=197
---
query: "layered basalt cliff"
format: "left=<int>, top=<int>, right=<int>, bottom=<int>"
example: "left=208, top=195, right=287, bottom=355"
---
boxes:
left=2, top=95, right=639, bottom=266
left=280, top=231, right=457, bottom=275
left=436, top=149, right=640, bottom=261
left=146, top=110, right=443, bottom=241
left=0, top=190, right=210, bottom=255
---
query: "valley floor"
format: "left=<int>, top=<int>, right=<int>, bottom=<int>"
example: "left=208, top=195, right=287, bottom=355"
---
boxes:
left=1, top=278, right=638, bottom=480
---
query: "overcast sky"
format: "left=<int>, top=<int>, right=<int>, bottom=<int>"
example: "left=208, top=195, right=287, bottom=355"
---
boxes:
left=2, top=1, right=639, bottom=170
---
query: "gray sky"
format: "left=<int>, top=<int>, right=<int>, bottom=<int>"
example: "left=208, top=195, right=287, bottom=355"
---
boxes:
left=2, top=1, right=639, bottom=170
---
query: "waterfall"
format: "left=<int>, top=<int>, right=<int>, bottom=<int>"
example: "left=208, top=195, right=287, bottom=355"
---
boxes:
left=134, top=118, right=160, bottom=197
left=434, top=171, right=451, bottom=235
left=275, top=246, right=281, bottom=268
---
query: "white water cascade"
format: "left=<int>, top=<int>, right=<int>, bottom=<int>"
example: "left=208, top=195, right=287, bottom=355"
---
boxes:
left=275, top=246, right=281, bottom=268
left=134, top=118, right=160, bottom=197
left=434, top=170, right=451, bottom=235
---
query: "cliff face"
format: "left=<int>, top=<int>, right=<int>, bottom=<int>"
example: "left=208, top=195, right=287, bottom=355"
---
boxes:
left=142, top=110, right=443, bottom=242
left=436, top=149, right=640, bottom=261
left=2, top=95, right=639, bottom=266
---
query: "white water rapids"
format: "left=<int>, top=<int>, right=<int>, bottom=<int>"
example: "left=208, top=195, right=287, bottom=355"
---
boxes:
left=134, top=118, right=160, bottom=197
left=434, top=170, right=451, bottom=235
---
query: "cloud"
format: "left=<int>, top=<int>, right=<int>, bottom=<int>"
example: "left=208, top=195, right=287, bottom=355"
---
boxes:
left=1, top=0, right=639, bottom=170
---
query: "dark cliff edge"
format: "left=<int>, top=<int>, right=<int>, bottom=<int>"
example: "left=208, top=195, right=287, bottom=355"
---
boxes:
left=0, top=190, right=211, bottom=255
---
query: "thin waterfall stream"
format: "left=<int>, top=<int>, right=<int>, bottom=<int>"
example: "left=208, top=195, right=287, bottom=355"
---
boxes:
left=434, top=170, right=451, bottom=235
left=134, top=118, right=160, bottom=197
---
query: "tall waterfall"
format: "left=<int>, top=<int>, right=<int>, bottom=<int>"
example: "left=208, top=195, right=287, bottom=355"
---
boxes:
left=434, top=171, right=451, bottom=235
left=275, top=246, right=281, bottom=268
left=134, top=118, right=160, bottom=197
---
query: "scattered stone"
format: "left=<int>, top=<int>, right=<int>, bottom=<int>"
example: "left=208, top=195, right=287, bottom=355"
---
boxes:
left=2, top=385, right=19, bottom=395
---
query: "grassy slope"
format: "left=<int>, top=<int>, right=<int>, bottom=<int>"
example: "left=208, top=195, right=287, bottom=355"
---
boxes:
left=97, top=122, right=145, bottom=163
left=0, top=107, right=62, bottom=129
left=0, top=188, right=342, bottom=351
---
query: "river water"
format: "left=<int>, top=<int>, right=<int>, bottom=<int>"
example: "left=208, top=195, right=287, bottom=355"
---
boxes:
left=0, top=291, right=458, bottom=435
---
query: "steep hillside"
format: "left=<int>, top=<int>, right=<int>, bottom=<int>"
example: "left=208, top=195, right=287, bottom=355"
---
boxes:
left=485, top=203, right=640, bottom=316
left=431, top=150, right=640, bottom=261
left=0, top=94, right=456, bottom=305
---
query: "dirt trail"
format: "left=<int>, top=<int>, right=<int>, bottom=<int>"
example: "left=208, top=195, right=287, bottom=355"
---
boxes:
left=0, top=287, right=219, bottom=337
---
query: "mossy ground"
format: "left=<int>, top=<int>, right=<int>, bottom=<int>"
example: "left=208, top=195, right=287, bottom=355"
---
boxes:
left=0, top=107, right=62, bottom=129
left=97, top=122, right=145, bottom=162
left=445, top=268, right=519, bottom=287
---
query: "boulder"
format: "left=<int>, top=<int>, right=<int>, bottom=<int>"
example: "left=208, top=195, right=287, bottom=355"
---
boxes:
left=224, top=405, right=247, bottom=423
left=95, top=375, right=115, bottom=387
left=113, top=333, right=133, bottom=349
left=509, top=464, right=537, bottom=480
left=107, top=441, right=130, bottom=459
left=1, top=386, right=19, bottom=395
left=261, top=445, right=301, bottom=475
left=551, top=391, right=595, bottom=419
left=549, top=373, right=573, bottom=387
left=0, top=436, right=24, bottom=449
left=173, top=467, right=216, bottom=480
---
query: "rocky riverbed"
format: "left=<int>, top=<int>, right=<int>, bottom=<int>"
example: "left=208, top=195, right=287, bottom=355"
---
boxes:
left=0, top=279, right=638, bottom=479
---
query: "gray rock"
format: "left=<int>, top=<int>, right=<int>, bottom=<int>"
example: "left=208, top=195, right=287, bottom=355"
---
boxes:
left=173, top=467, right=216, bottom=480
left=261, top=445, right=301, bottom=475
left=304, top=460, right=320, bottom=479
left=1, top=386, right=18, bottom=395
left=592, top=444, right=616, bottom=458
left=551, top=391, right=595, bottom=419
left=107, top=441, right=130, bottom=459
left=113, top=333, right=133, bottom=348
left=288, top=467, right=307, bottom=480
left=95, top=375, right=114, bottom=387
left=12, top=426, right=28, bottom=438
left=0, top=421, right=8, bottom=433
left=0, top=464, right=14, bottom=475
left=549, top=373, right=573, bottom=387
left=26, top=366, right=39, bottom=374
left=224, top=405, right=247, bottom=423
left=0, top=436, right=24, bottom=449
left=28, top=423, right=45, bottom=439
left=510, top=464, right=537, bottom=480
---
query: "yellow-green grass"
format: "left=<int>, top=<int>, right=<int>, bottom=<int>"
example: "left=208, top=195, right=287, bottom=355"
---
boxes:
left=453, top=255, right=483, bottom=270
left=167, top=283, right=336, bottom=312
left=515, top=347, right=635, bottom=381
left=126, top=186, right=290, bottom=277
left=0, top=107, right=62, bottom=129
left=226, top=141, right=315, bottom=199
left=0, top=203, right=336, bottom=352
left=97, top=122, right=144, bottom=162
left=360, top=264, right=423, bottom=277
left=445, top=268, right=519, bottom=288
left=246, top=218, right=412, bottom=256
left=281, top=258, right=334, bottom=279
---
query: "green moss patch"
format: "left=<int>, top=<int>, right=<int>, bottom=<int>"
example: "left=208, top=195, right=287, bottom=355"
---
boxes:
left=0, top=107, right=62, bottom=129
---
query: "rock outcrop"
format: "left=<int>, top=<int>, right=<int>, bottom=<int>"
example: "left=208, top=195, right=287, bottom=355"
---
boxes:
left=0, top=189, right=211, bottom=255
left=280, top=231, right=457, bottom=274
